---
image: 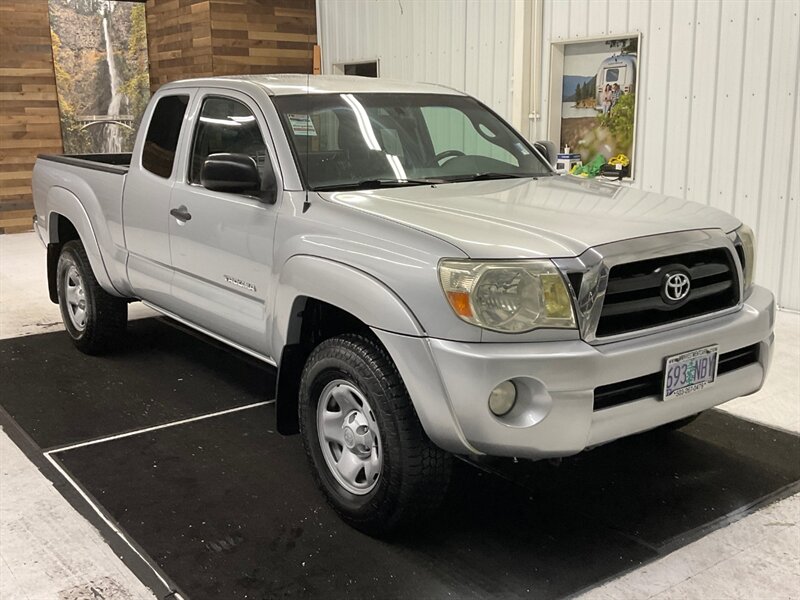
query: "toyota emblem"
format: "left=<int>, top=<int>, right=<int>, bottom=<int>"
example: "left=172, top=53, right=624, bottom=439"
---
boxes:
left=663, top=271, right=691, bottom=303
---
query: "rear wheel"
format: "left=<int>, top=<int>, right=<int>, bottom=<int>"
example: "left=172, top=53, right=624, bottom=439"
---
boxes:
left=299, top=334, right=452, bottom=536
left=57, top=240, right=127, bottom=355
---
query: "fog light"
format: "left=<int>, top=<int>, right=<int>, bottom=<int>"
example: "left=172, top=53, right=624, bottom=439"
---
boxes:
left=488, top=381, right=517, bottom=416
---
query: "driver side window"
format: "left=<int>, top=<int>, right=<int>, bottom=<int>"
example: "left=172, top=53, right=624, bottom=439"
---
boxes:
left=421, top=106, right=517, bottom=166
left=189, top=96, right=268, bottom=185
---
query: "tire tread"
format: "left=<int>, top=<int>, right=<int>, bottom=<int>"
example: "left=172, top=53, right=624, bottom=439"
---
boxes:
left=58, top=240, right=127, bottom=355
left=299, top=333, right=451, bottom=535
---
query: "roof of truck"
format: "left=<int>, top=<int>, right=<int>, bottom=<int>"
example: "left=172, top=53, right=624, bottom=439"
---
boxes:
left=161, top=74, right=466, bottom=96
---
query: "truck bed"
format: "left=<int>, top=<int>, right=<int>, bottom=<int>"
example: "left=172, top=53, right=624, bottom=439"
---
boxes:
left=37, top=153, right=132, bottom=175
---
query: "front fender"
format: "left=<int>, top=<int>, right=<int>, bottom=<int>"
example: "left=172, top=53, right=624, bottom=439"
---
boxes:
left=46, top=188, right=122, bottom=297
left=272, top=254, right=424, bottom=353
left=272, top=255, right=476, bottom=451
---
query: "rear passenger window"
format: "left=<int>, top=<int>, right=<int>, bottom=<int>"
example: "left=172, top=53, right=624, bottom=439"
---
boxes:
left=142, top=95, right=189, bottom=178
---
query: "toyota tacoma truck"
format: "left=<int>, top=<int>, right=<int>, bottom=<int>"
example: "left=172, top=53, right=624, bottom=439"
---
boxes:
left=32, top=75, right=774, bottom=535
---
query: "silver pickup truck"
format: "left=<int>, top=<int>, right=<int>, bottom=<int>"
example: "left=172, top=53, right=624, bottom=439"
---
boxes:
left=33, top=75, right=774, bottom=535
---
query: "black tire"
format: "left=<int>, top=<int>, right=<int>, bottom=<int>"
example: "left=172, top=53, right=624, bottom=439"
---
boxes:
left=56, top=240, right=127, bottom=355
left=299, top=334, right=452, bottom=536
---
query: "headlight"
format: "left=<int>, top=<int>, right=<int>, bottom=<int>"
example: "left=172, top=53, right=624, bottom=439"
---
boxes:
left=734, top=224, right=756, bottom=291
left=438, top=259, right=577, bottom=332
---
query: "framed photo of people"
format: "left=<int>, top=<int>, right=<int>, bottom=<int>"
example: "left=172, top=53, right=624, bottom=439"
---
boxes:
left=547, top=33, right=641, bottom=180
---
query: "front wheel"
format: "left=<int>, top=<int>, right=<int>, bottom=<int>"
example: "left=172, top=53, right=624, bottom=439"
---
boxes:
left=299, top=334, right=452, bottom=536
left=56, top=240, right=127, bottom=355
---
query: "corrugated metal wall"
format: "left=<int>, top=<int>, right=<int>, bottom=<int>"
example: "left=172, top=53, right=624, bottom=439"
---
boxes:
left=540, top=0, right=800, bottom=311
left=317, top=0, right=519, bottom=122
left=317, top=0, right=799, bottom=310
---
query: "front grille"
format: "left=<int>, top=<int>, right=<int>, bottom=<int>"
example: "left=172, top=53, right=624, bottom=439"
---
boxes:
left=596, top=248, right=739, bottom=337
left=593, top=343, right=760, bottom=410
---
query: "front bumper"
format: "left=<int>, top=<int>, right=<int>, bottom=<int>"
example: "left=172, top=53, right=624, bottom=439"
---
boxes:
left=375, top=285, right=775, bottom=459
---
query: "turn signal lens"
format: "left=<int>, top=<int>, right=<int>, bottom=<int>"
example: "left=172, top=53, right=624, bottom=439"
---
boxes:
left=438, top=259, right=577, bottom=333
left=446, top=291, right=473, bottom=318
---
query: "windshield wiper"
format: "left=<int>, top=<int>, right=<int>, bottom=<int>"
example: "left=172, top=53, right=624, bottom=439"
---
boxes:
left=442, top=172, right=538, bottom=183
left=313, top=178, right=444, bottom=192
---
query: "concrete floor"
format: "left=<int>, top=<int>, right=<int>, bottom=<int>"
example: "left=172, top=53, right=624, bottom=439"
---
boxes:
left=1, top=231, right=798, bottom=599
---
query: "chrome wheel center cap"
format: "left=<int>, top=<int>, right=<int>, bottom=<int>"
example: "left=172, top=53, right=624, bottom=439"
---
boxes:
left=343, top=426, right=356, bottom=448
left=342, top=410, right=374, bottom=457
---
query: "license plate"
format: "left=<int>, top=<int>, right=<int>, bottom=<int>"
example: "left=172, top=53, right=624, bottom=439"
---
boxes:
left=663, top=344, right=719, bottom=401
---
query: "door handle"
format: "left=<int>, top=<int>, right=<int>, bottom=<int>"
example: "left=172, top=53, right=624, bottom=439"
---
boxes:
left=170, top=206, right=192, bottom=222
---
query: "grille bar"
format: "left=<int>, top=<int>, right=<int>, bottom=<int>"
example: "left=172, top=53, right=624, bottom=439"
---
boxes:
left=596, top=248, right=740, bottom=337
left=604, top=263, right=732, bottom=296
left=603, top=280, right=735, bottom=317
left=593, top=343, right=760, bottom=411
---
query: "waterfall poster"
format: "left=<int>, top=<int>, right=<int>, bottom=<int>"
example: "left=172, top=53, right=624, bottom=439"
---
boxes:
left=48, top=0, right=150, bottom=154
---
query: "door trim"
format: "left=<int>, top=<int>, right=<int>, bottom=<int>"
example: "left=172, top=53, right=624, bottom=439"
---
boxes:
left=141, top=300, right=277, bottom=366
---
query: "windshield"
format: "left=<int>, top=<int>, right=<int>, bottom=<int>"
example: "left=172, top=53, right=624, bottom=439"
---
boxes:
left=272, top=93, right=552, bottom=191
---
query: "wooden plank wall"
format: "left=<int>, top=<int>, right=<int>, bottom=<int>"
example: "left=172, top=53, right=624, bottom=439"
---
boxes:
left=0, top=0, right=315, bottom=235
left=0, top=0, right=63, bottom=234
left=146, top=0, right=214, bottom=93
left=209, top=0, right=316, bottom=76
left=146, top=0, right=316, bottom=92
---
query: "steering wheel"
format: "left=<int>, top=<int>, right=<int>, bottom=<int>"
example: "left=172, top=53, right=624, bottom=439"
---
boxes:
left=435, top=149, right=466, bottom=164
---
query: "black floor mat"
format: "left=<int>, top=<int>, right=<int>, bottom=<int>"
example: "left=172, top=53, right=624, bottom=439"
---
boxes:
left=1, top=319, right=799, bottom=599
left=0, top=318, right=273, bottom=448
left=53, top=407, right=800, bottom=600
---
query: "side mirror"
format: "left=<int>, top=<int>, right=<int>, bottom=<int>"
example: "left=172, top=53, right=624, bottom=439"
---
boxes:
left=533, top=140, right=558, bottom=168
left=201, top=153, right=261, bottom=195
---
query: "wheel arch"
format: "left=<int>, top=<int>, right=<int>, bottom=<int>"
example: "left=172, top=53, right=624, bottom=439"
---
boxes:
left=44, top=191, right=120, bottom=302
left=273, top=255, right=425, bottom=435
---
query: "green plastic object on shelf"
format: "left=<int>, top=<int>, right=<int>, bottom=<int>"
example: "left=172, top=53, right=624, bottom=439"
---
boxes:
left=570, top=154, right=607, bottom=178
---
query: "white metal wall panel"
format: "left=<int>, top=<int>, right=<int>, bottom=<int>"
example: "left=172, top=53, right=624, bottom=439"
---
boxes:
left=537, top=0, right=798, bottom=310
left=781, top=107, right=799, bottom=309
left=318, top=0, right=515, bottom=117
left=318, top=0, right=799, bottom=310
left=756, top=0, right=799, bottom=305
left=661, top=2, right=695, bottom=199
left=639, top=1, right=672, bottom=193
left=685, top=0, right=722, bottom=205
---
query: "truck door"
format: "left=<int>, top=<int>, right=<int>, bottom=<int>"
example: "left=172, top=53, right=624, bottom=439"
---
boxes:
left=167, top=89, right=280, bottom=357
left=123, top=92, right=193, bottom=306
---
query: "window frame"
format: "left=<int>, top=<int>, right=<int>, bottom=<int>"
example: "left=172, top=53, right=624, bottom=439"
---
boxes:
left=186, top=93, right=271, bottom=191
left=332, top=59, right=380, bottom=77
left=604, top=67, right=621, bottom=83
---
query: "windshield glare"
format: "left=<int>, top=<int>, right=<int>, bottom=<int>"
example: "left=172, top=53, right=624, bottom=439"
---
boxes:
left=272, top=93, right=551, bottom=191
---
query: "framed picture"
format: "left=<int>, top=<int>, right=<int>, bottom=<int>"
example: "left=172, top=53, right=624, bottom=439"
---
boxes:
left=547, top=33, right=641, bottom=179
left=48, top=0, right=150, bottom=154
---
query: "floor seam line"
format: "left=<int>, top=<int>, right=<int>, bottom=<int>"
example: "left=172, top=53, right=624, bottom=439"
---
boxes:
left=42, top=451, right=179, bottom=597
left=44, top=399, right=275, bottom=455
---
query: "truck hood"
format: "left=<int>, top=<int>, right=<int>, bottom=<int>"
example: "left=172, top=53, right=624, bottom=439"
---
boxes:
left=320, top=176, right=741, bottom=259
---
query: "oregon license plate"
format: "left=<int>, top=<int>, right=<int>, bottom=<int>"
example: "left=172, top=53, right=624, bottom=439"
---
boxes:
left=663, top=345, right=719, bottom=401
